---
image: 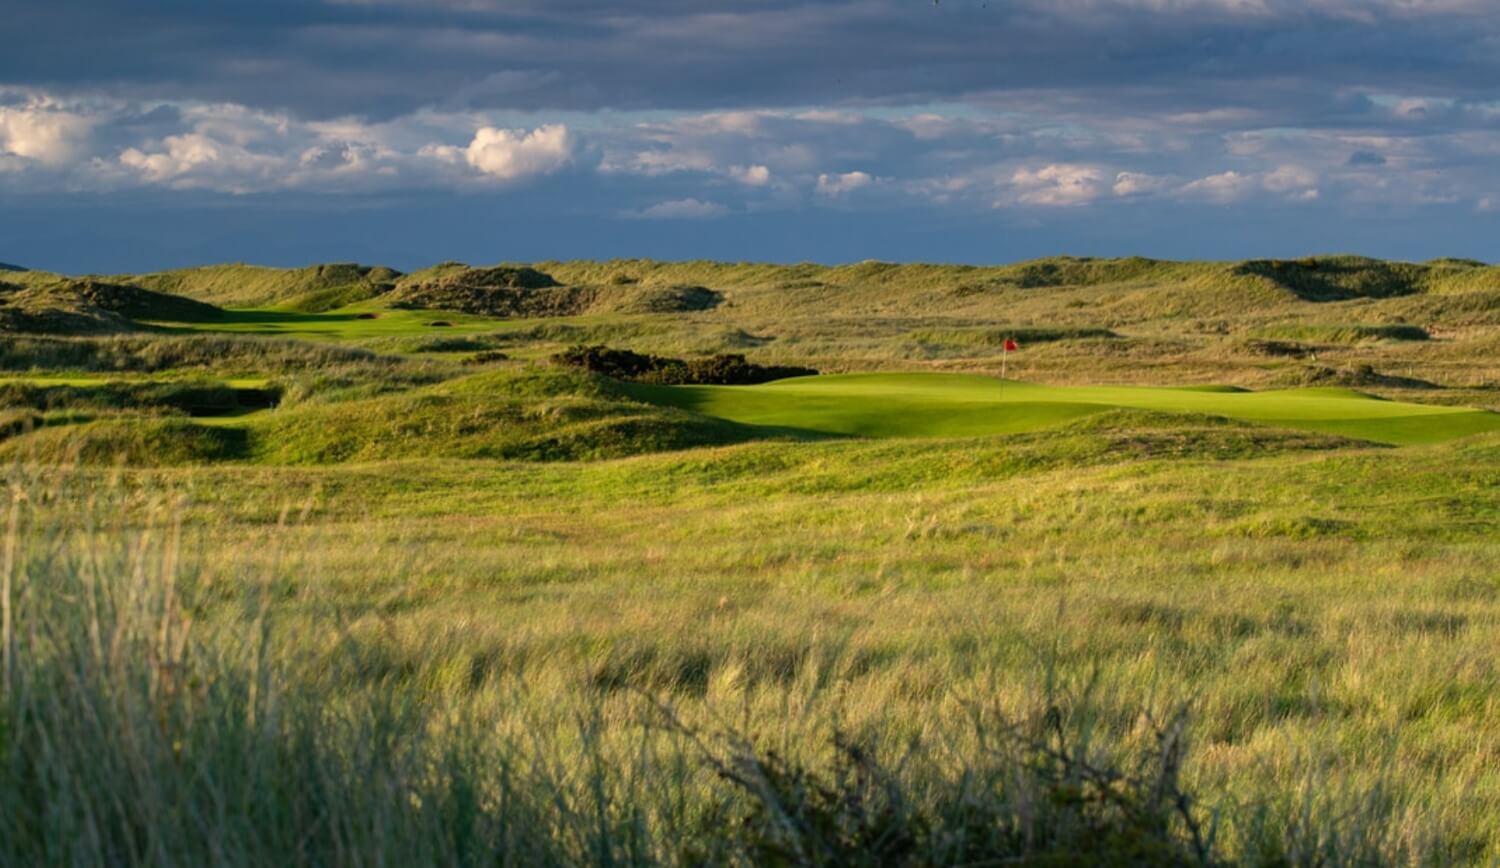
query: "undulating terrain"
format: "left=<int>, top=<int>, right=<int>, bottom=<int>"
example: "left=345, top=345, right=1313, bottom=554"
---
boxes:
left=4, top=254, right=1500, bottom=863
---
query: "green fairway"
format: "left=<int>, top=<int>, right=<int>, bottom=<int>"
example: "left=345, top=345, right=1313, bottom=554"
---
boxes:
left=150, top=306, right=513, bottom=340
left=626, top=372, right=1500, bottom=446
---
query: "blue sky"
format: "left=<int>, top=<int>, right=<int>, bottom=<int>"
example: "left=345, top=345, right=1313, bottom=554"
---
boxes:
left=2, top=0, right=1497, bottom=272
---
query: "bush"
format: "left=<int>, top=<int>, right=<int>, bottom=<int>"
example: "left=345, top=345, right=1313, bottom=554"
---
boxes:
left=551, top=344, right=816, bottom=385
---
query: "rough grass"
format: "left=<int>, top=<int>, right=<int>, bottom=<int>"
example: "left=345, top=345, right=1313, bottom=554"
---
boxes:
left=1253, top=324, right=1431, bottom=343
left=0, top=333, right=407, bottom=375
left=128, top=262, right=401, bottom=307
left=0, top=461, right=1477, bottom=865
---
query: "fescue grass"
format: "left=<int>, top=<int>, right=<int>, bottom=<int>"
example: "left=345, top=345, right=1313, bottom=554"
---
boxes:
left=1252, top=324, right=1432, bottom=344
left=0, top=466, right=1469, bottom=865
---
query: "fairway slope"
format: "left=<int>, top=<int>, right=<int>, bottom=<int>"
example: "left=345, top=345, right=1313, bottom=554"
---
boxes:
left=626, top=372, right=1500, bottom=446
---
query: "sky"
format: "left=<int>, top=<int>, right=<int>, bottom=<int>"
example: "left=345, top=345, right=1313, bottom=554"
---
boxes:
left=1, top=0, right=1497, bottom=273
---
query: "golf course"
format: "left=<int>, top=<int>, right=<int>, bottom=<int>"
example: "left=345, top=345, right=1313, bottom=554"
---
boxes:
left=5, top=255, right=1500, bottom=864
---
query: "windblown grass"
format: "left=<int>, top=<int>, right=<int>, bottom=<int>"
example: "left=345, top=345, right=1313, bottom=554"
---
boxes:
left=0, top=468, right=1460, bottom=865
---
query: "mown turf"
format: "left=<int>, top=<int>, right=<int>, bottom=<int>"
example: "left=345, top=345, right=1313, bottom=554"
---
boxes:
left=626, top=372, right=1500, bottom=446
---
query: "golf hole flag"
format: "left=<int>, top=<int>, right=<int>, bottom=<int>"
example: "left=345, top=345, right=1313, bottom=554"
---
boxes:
left=1001, top=337, right=1019, bottom=384
left=1003, top=338, right=1019, bottom=352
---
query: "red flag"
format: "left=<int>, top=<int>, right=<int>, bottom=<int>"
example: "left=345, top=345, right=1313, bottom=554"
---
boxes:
left=1003, top=338, right=1019, bottom=352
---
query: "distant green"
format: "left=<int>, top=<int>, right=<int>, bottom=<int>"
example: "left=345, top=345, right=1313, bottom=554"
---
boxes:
left=626, top=372, right=1500, bottom=446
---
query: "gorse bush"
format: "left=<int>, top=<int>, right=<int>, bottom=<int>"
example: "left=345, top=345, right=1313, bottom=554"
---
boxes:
left=0, top=474, right=1441, bottom=866
left=552, top=344, right=817, bottom=385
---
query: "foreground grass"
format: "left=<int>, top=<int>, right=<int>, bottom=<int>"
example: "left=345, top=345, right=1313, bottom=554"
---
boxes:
left=3, top=427, right=1498, bottom=861
left=0, top=460, right=1464, bottom=865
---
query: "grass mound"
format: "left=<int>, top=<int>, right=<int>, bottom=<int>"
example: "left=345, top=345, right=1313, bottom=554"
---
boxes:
left=0, top=367, right=772, bottom=464
left=1273, top=364, right=1440, bottom=390
left=389, top=266, right=723, bottom=319
left=131, top=262, right=401, bottom=308
left=986, top=255, right=1178, bottom=288
left=387, top=266, right=590, bottom=317
left=0, top=416, right=248, bottom=464
left=1252, top=323, right=1430, bottom=343
left=1050, top=408, right=1379, bottom=458
left=594, top=284, right=723, bottom=314
left=0, top=278, right=224, bottom=334
left=1231, top=257, right=1431, bottom=301
left=248, top=367, right=779, bottom=464
left=910, top=326, right=1119, bottom=347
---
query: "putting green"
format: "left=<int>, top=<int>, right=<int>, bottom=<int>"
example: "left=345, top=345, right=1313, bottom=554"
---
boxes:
left=625, top=373, right=1500, bottom=446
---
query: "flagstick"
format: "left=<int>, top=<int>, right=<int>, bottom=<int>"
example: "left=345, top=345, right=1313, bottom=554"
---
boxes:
left=1000, top=343, right=1007, bottom=401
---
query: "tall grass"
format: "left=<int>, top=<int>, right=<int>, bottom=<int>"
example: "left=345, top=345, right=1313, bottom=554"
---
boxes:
left=0, top=470, right=1449, bottom=865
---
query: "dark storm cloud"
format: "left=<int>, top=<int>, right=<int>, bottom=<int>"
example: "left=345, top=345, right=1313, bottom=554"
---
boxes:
left=2, top=0, right=1497, bottom=121
left=4, top=1, right=1498, bottom=269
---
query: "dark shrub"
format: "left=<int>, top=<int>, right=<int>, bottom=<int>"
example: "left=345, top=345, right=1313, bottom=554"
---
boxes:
left=551, top=345, right=815, bottom=385
left=464, top=350, right=511, bottom=365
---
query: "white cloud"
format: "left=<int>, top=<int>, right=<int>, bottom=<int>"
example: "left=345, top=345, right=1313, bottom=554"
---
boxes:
left=0, top=101, right=93, bottom=165
left=462, top=124, right=573, bottom=181
left=729, top=164, right=771, bottom=186
left=1178, top=170, right=1256, bottom=202
left=1010, top=164, right=1104, bottom=206
left=1177, top=165, right=1320, bottom=203
left=120, top=134, right=223, bottom=181
left=1112, top=171, right=1173, bottom=196
left=118, top=132, right=283, bottom=192
left=815, top=170, right=872, bottom=196
left=1262, top=164, right=1320, bottom=200
left=626, top=198, right=729, bottom=219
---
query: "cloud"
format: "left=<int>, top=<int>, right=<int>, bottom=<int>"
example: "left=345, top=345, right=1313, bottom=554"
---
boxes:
left=461, top=124, right=573, bottom=181
left=729, top=164, right=770, bottom=186
left=0, top=100, right=92, bottom=165
left=1179, top=170, right=1257, bottom=202
left=1176, top=165, right=1319, bottom=202
left=815, top=170, right=872, bottom=196
left=1261, top=164, right=1320, bottom=200
left=1112, top=171, right=1174, bottom=196
left=1347, top=149, right=1387, bottom=166
left=120, top=134, right=233, bottom=183
left=1010, top=164, right=1104, bottom=206
left=625, top=198, right=729, bottom=219
left=7, top=0, right=1497, bottom=121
